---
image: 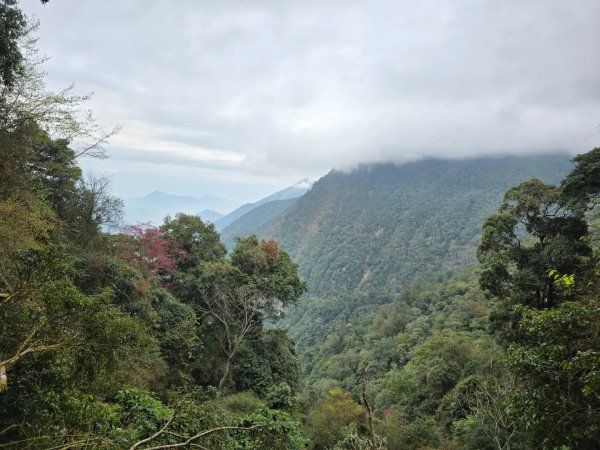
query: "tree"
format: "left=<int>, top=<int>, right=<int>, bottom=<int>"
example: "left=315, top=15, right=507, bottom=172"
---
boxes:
left=161, top=213, right=226, bottom=271
left=0, top=34, right=119, bottom=159
left=476, top=148, right=600, bottom=447
left=117, top=223, right=184, bottom=278
left=0, top=197, right=56, bottom=389
left=477, top=178, right=592, bottom=340
left=124, top=392, right=306, bottom=450
left=232, top=329, right=301, bottom=398
left=189, top=237, right=305, bottom=391
left=378, top=330, right=486, bottom=420
left=0, top=244, right=147, bottom=393
left=200, top=267, right=264, bottom=391
left=307, top=388, right=367, bottom=449
left=0, top=0, right=27, bottom=89
left=506, top=297, right=600, bottom=448
left=230, top=236, right=307, bottom=314
left=560, top=147, right=600, bottom=210
left=455, top=373, right=520, bottom=450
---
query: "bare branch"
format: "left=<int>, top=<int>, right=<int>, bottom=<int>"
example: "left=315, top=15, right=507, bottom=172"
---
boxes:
left=197, top=285, right=263, bottom=390
left=129, top=414, right=175, bottom=450
left=135, top=425, right=261, bottom=450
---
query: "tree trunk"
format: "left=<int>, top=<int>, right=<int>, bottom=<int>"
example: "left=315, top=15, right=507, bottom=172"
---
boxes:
left=362, top=371, right=376, bottom=450
left=0, top=365, right=7, bottom=392
left=218, top=356, right=231, bottom=391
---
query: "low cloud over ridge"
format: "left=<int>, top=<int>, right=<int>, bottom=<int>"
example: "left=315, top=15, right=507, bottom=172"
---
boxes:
left=25, top=0, right=600, bottom=199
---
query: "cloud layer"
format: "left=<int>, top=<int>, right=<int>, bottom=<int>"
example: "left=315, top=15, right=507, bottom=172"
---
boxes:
left=24, top=0, right=600, bottom=199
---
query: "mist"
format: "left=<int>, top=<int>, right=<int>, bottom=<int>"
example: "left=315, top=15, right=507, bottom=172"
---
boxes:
left=24, top=0, right=600, bottom=199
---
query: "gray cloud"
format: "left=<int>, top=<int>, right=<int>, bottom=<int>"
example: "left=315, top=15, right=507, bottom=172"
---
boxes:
left=23, top=0, right=600, bottom=199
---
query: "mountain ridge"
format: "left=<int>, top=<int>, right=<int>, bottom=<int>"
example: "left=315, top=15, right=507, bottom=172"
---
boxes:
left=214, top=179, right=314, bottom=231
left=123, top=191, right=235, bottom=225
left=249, top=154, right=573, bottom=296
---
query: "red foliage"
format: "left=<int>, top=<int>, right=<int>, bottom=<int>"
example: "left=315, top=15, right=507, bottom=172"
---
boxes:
left=260, top=239, right=280, bottom=261
left=117, top=223, right=185, bottom=277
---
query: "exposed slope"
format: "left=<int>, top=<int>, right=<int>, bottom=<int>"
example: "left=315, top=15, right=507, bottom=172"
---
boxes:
left=215, top=179, right=313, bottom=231
left=220, top=198, right=297, bottom=250
left=264, top=154, right=572, bottom=296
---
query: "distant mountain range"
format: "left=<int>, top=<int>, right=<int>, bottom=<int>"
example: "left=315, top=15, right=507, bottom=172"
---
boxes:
left=123, top=191, right=236, bottom=225
left=122, top=179, right=315, bottom=227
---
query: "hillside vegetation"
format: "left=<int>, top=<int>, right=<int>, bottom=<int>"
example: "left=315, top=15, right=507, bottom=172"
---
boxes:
left=2, top=2, right=600, bottom=449
left=264, top=156, right=572, bottom=296
left=0, top=5, right=307, bottom=448
left=276, top=149, right=600, bottom=449
left=221, top=198, right=297, bottom=249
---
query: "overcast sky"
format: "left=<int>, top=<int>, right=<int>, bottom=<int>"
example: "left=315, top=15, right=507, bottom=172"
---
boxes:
left=22, top=0, right=600, bottom=203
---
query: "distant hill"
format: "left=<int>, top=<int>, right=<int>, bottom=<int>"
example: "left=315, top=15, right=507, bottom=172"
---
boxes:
left=214, top=179, right=314, bottom=231
left=220, top=198, right=297, bottom=249
left=256, top=154, right=573, bottom=296
left=123, top=191, right=235, bottom=225
left=198, top=209, right=224, bottom=224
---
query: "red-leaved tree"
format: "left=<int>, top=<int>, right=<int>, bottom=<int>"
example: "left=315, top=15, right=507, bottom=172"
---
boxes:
left=117, top=223, right=185, bottom=278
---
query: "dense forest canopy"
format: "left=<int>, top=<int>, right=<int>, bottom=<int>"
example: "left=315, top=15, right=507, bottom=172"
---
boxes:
left=0, top=3, right=308, bottom=447
left=1, top=1, right=600, bottom=449
left=258, top=157, right=572, bottom=296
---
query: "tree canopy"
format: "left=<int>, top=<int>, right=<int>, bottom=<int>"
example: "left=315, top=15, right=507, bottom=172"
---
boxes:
left=0, top=5, right=308, bottom=448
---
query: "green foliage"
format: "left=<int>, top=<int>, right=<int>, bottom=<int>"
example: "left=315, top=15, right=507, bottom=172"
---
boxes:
left=478, top=178, right=591, bottom=308
left=284, top=267, right=515, bottom=449
left=221, top=198, right=297, bottom=250
left=377, top=330, right=494, bottom=424
left=474, top=149, right=600, bottom=448
left=150, top=289, right=198, bottom=386
left=174, top=235, right=305, bottom=391
left=307, top=388, right=367, bottom=449
left=0, top=7, right=307, bottom=447
left=507, top=299, right=600, bottom=448
left=560, top=147, right=600, bottom=210
left=232, top=329, right=301, bottom=397
left=0, top=0, right=27, bottom=88
left=3, top=6, right=599, bottom=447
left=265, top=382, right=296, bottom=411
left=285, top=270, right=490, bottom=396
left=222, top=391, right=267, bottom=414
left=377, top=416, right=442, bottom=450
left=266, top=157, right=571, bottom=297
left=330, top=423, right=385, bottom=450
left=0, top=195, right=54, bottom=262
left=230, top=235, right=307, bottom=311
left=162, top=212, right=226, bottom=271
left=477, top=178, right=593, bottom=349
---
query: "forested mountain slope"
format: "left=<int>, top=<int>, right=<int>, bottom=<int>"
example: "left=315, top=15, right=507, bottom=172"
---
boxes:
left=220, top=198, right=297, bottom=249
left=215, top=179, right=312, bottom=231
left=264, top=155, right=572, bottom=296
left=280, top=148, right=600, bottom=449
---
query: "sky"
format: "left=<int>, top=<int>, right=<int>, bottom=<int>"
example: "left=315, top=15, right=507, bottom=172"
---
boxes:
left=22, top=0, right=600, bottom=204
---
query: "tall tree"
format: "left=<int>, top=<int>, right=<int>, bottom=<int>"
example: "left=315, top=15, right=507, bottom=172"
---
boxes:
left=192, top=237, right=306, bottom=391
left=477, top=178, right=592, bottom=340
left=476, top=148, right=600, bottom=447
left=230, top=236, right=307, bottom=314
left=162, top=213, right=226, bottom=272
left=560, top=147, right=600, bottom=210
left=0, top=0, right=27, bottom=89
